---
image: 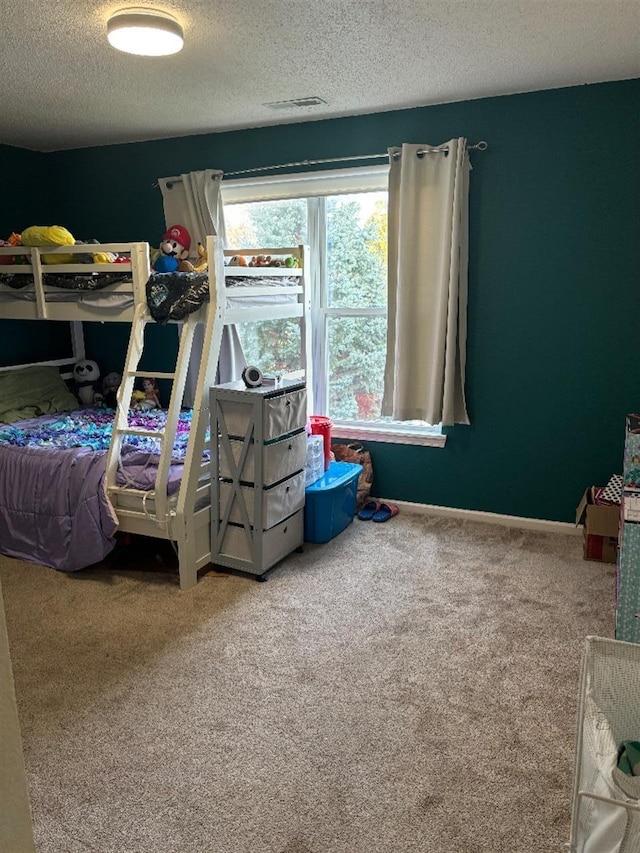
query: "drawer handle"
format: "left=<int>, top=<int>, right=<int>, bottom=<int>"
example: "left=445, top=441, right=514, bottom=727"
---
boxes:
left=283, top=526, right=288, bottom=534
left=286, top=486, right=290, bottom=492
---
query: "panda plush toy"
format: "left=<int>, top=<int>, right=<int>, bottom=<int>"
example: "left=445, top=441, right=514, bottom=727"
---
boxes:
left=73, top=359, right=101, bottom=406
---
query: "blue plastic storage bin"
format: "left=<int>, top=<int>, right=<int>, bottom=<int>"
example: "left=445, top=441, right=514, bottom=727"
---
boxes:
left=304, top=460, right=363, bottom=543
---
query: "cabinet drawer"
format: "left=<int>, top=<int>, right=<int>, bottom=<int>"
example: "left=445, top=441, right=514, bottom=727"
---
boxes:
left=219, top=470, right=305, bottom=530
left=219, top=388, right=307, bottom=441
left=219, top=430, right=306, bottom=487
left=216, top=509, right=304, bottom=568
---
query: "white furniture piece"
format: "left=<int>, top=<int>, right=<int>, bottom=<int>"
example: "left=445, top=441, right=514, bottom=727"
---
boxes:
left=0, top=241, right=149, bottom=322
left=567, top=636, right=640, bottom=853
left=210, top=380, right=307, bottom=580
left=0, top=239, right=312, bottom=590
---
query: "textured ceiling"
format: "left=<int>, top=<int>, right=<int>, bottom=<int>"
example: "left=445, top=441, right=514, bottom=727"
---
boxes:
left=1, top=1, right=639, bottom=152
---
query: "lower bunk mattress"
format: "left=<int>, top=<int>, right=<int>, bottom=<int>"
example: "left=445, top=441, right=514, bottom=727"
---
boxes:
left=0, top=407, right=206, bottom=572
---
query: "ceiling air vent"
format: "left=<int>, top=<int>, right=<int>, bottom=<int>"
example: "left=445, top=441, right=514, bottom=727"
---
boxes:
left=264, top=96, right=328, bottom=110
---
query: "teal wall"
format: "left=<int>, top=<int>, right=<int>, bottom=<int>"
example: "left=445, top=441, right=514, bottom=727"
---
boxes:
left=1, top=80, right=638, bottom=521
left=0, top=145, right=73, bottom=366
left=0, top=144, right=52, bottom=235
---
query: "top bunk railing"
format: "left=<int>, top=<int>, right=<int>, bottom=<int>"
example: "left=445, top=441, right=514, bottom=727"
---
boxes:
left=0, top=239, right=310, bottom=328
left=220, top=244, right=309, bottom=324
left=223, top=246, right=305, bottom=276
left=0, top=242, right=150, bottom=321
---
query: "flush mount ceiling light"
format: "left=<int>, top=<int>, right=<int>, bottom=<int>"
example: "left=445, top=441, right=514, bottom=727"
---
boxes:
left=107, top=8, right=184, bottom=56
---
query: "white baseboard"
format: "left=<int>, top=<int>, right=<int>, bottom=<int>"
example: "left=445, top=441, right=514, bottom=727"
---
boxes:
left=371, top=497, right=582, bottom=536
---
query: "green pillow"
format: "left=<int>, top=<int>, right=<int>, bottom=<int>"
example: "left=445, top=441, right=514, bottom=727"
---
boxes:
left=0, top=365, right=79, bottom=424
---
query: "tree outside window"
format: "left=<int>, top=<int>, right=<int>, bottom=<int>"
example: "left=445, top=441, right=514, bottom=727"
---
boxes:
left=225, top=192, right=388, bottom=422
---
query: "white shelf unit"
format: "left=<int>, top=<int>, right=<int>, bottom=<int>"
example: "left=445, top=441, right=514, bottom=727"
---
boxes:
left=210, top=380, right=307, bottom=580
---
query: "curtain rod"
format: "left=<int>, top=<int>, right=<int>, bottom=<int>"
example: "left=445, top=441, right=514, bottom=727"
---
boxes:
left=155, top=141, right=487, bottom=186
left=224, top=141, right=487, bottom=178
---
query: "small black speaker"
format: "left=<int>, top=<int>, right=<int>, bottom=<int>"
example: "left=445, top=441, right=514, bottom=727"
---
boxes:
left=242, top=365, right=263, bottom=388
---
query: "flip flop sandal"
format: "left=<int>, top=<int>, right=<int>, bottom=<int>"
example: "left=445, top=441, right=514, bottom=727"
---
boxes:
left=371, top=503, right=399, bottom=523
left=357, top=500, right=380, bottom=520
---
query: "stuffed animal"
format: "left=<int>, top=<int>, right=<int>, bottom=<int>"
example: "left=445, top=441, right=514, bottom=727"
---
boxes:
left=193, top=241, right=208, bottom=273
left=74, top=238, right=117, bottom=264
left=131, top=389, right=146, bottom=409
left=101, top=372, right=121, bottom=408
left=249, top=254, right=271, bottom=267
left=247, top=254, right=290, bottom=268
left=15, top=227, right=120, bottom=265
left=21, top=225, right=76, bottom=264
left=140, top=377, right=161, bottom=409
left=131, top=377, right=160, bottom=411
left=0, top=239, right=15, bottom=265
left=0, top=233, right=28, bottom=266
left=153, top=225, right=193, bottom=273
left=73, top=359, right=101, bottom=406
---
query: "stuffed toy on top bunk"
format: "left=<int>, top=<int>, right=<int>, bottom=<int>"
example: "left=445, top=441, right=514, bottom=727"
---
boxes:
left=8, top=226, right=127, bottom=264
left=146, top=226, right=212, bottom=323
left=153, top=225, right=194, bottom=273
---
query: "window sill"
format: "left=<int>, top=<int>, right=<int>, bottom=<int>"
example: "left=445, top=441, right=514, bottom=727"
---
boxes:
left=331, top=423, right=446, bottom=447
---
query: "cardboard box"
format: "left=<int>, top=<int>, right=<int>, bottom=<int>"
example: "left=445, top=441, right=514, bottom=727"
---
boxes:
left=576, top=487, right=620, bottom=563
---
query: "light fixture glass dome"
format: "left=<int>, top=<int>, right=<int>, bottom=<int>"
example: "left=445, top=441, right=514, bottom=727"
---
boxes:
left=107, top=8, right=184, bottom=56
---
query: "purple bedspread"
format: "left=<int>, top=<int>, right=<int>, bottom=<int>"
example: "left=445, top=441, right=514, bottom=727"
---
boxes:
left=0, top=408, right=201, bottom=572
left=0, top=443, right=118, bottom=571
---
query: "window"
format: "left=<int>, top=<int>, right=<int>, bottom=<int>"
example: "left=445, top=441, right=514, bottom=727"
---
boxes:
left=222, top=167, right=443, bottom=446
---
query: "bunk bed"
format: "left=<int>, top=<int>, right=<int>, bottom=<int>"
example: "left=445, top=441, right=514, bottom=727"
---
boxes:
left=0, top=237, right=311, bottom=590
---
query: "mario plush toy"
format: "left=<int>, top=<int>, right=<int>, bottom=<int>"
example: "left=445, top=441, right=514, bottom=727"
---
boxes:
left=153, top=225, right=193, bottom=273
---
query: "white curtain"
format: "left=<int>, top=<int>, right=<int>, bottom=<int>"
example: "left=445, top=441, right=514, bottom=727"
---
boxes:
left=157, top=170, right=245, bottom=406
left=382, top=139, right=470, bottom=426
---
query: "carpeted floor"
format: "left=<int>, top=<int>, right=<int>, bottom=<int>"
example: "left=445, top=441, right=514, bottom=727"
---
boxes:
left=1, top=512, right=615, bottom=853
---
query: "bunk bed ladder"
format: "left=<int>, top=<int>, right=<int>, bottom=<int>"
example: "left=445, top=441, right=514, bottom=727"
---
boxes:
left=104, top=239, right=217, bottom=531
left=173, top=236, right=226, bottom=588
left=104, top=310, right=200, bottom=529
left=104, top=237, right=224, bottom=589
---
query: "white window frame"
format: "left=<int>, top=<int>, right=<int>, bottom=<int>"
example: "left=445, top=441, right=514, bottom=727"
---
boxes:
left=222, top=167, right=445, bottom=447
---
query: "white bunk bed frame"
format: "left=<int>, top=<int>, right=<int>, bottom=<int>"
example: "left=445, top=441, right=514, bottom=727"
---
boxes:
left=0, top=237, right=312, bottom=590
